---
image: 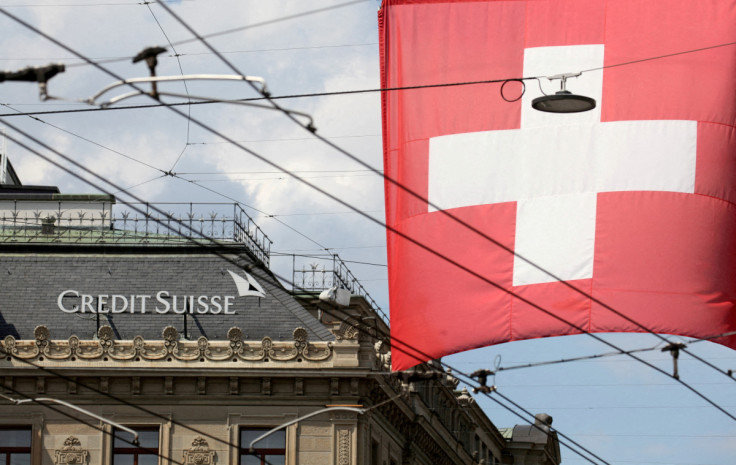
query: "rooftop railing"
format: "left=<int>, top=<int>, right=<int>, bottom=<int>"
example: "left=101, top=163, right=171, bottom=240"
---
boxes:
left=291, top=253, right=388, bottom=325
left=0, top=201, right=272, bottom=267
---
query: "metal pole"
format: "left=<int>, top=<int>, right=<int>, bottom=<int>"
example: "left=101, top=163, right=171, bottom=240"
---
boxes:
left=0, top=393, right=139, bottom=445
left=249, top=407, right=364, bottom=453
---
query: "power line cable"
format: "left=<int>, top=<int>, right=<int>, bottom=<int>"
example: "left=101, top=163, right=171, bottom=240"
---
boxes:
left=0, top=126, right=611, bottom=465
left=580, top=41, right=736, bottom=74
left=0, top=100, right=331, bottom=252
left=4, top=3, right=735, bottom=433
left=0, top=131, right=335, bottom=465
left=0, top=78, right=532, bottom=117
left=0, top=102, right=166, bottom=173
left=156, top=0, right=736, bottom=383
left=18, top=10, right=734, bottom=410
left=0, top=42, right=377, bottom=65
left=0, top=382, right=199, bottom=465
left=111, top=173, right=167, bottom=196
left=18, top=0, right=736, bottom=404
left=144, top=2, right=192, bottom=172
left=168, top=0, right=373, bottom=48
left=12, top=118, right=732, bottom=464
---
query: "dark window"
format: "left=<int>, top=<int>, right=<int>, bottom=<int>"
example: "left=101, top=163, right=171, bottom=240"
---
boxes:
left=240, top=428, right=286, bottom=465
left=371, top=440, right=380, bottom=465
left=0, top=427, right=31, bottom=465
left=113, top=427, right=159, bottom=465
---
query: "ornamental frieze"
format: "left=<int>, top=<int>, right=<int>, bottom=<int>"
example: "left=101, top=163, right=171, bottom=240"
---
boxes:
left=1, top=325, right=333, bottom=363
left=54, top=436, right=89, bottom=465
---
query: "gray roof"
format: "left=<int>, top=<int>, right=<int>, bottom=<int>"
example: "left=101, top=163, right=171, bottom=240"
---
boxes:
left=0, top=245, right=333, bottom=343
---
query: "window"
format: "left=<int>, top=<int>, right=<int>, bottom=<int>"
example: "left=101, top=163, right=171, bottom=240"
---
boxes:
left=240, top=428, right=285, bottom=465
left=0, top=427, right=31, bottom=465
left=113, top=427, right=159, bottom=465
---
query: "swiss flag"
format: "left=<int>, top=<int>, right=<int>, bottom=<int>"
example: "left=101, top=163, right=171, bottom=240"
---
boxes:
left=380, top=0, right=736, bottom=370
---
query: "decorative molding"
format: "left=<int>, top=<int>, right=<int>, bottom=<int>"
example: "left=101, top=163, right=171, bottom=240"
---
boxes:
left=262, top=377, right=271, bottom=396
left=2, top=326, right=333, bottom=364
left=132, top=376, right=141, bottom=395
left=335, top=318, right=360, bottom=341
left=165, top=376, right=173, bottom=395
left=36, top=376, right=45, bottom=394
left=295, top=377, right=304, bottom=396
left=183, top=436, right=216, bottom=465
left=197, top=377, right=206, bottom=395
left=337, top=428, right=351, bottom=465
left=229, top=377, right=238, bottom=395
left=54, top=436, right=89, bottom=465
left=330, top=377, right=339, bottom=396
left=100, top=376, right=109, bottom=394
left=374, top=341, right=391, bottom=371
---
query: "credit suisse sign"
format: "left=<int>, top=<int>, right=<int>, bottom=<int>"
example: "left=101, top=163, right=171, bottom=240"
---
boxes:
left=57, top=270, right=266, bottom=315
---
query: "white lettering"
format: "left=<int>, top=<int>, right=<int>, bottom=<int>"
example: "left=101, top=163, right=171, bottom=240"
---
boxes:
left=58, top=290, right=239, bottom=315
left=139, top=295, right=150, bottom=314
left=172, top=295, right=186, bottom=314
left=210, top=296, right=222, bottom=314
left=197, top=296, right=209, bottom=314
left=97, top=295, right=109, bottom=314
left=111, top=295, right=128, bottom=313
left=57, top=290, right=79, bottom=313
left=155, top=291, right=170, bottom=314
left=81, top=294, right=94, bottom=313
left=224, top=296, right=235, bottom=314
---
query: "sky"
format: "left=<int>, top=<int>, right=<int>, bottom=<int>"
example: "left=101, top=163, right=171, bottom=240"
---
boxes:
left=0, top=1, right=734, bottom=465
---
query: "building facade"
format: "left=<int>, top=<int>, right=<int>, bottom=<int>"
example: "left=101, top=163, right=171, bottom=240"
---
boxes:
left=0, top=167, right=561, bottom=465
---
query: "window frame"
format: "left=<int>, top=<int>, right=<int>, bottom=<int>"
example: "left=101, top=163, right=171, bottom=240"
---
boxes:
left=0, top=426, right=32, bottom=465
left=112, top=426, right=160, bottom=465
left=238, top=427, right=286, bottom=465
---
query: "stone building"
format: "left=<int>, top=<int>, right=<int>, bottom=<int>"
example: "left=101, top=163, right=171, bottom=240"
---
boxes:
left=0, top=164, right=561, bottom=465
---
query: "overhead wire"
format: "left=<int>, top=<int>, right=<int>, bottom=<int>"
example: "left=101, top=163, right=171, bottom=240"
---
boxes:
left=168, top=0, right=373, bottom=48
left=155, top=0, right=736, bottom=385
left=0, top=128, right=336, bottom=465
left=4, top=4, right=733, bottom=431
left=0, top=41, right=376, bottom=66
left=2, top=1, right=736, bottom=412
left=0, top=100, right=334, bottom=253
left=0, top=139, right=698, bottom=465
left=580, top=40, right=736, bottom=74
left=0, top=125, right=609, bottom=465
left=15, top=106, right=732, bottom=460
left=0, top=102, right=166, bottom=173
left=0, top=382, right=203, bottom=465
left=0, top=9, right=620, bottom=464
left=1, top=7, right=736, bottom=460
left=144, top=2, right=192, bottom=172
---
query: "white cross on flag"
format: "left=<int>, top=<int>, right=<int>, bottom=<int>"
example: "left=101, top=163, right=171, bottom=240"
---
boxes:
left=379, top=0, right=736, bottom=370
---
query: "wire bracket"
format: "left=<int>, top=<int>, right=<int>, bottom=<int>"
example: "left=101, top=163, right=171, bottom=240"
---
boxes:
left=661, top=342, right=687, bottom=380
left=470, top=369, right=496, bottom=394
left=132, top=46, right=168, bottom=100
left=0, top=63, right=66, bottom=101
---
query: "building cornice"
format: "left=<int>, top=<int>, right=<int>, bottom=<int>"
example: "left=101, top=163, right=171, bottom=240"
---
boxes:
left=0, top=324, right=366, bottom=370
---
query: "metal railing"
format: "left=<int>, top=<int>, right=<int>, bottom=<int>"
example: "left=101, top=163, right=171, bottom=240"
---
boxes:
left=291, top=253, right=388, bottom=325
left=0, top=201, right=272, bottom=267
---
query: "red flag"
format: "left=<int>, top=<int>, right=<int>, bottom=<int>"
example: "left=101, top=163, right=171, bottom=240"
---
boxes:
left=380, top=0, right=736, bottom=370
